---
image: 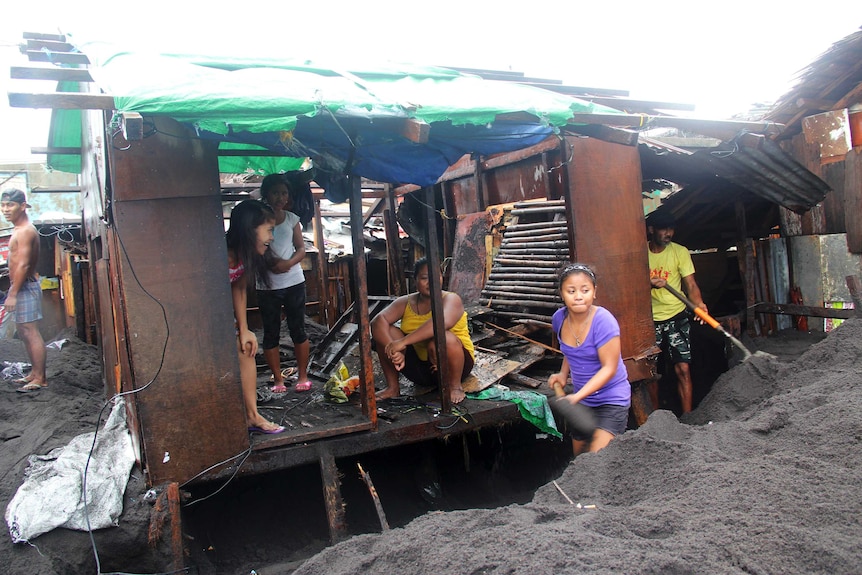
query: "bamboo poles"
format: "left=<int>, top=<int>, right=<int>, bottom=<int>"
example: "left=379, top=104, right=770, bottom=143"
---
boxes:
left=479, top=199, right=569, bottom=325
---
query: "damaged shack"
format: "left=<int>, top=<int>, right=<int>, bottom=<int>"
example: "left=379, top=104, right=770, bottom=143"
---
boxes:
left=6, top=29, right=850, bottom=567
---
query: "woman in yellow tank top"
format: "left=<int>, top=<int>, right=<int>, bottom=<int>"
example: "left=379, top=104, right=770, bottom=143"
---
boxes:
left=371, top=257, right=475, bottom=404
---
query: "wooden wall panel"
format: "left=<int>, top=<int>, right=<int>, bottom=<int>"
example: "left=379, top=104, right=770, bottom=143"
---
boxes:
left=107, top=117, right=249, bottom=485
left=564, top=136, right=655, bottom=361
left=846, top=148, right=862, bottom=253
left=485, top=157, right=550, bottom=205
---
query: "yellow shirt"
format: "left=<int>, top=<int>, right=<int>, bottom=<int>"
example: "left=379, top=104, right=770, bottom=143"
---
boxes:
left=400, top=293, right=475, bottom=361
left=649, top=242, right=695, bottom=321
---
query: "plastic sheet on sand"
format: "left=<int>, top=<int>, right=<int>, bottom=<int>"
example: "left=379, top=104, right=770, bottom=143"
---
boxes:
left=5, top=398, right=135, bottom=543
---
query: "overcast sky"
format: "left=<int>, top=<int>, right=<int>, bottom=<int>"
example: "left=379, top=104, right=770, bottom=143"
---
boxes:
left=2, top=1, right=861, bottom=163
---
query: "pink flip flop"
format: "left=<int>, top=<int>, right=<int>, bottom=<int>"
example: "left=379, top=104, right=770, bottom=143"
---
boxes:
left=295, top=381, right=312, bottom=392
left=271, top=384, right=289, bottom=394
left=248, top=424, right=285, bottom=435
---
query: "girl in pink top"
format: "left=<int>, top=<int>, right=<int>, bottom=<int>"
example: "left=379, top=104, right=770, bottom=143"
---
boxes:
left=227, top=200, right=283, bottom=434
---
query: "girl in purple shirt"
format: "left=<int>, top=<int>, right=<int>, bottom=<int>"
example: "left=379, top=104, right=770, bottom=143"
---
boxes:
left=548, top=263, right=630, bottom=454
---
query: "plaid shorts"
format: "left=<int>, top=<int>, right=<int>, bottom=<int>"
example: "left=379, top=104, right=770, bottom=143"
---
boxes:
left=10, top=279, right=43, bottom=324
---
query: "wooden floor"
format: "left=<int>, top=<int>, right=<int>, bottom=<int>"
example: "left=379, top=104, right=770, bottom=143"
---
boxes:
left=216, top=378, right=556, bottom=481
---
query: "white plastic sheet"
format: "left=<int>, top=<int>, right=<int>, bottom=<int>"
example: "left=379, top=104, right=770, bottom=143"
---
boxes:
left=5, top=398, right=136, bottom=543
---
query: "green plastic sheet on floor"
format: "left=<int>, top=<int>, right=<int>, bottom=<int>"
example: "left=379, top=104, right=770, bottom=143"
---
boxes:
left=467, top=386, right=561, bottom=438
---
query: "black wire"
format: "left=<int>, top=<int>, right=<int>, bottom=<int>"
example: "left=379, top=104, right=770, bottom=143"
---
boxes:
left=79, top=148, right=172, bottom=575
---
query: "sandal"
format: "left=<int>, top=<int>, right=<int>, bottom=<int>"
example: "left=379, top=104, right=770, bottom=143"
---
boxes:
left=269, top=367, right=297, bottom=382
left=271, top=384, right=289, bottom=394
left=295, top=381, right=312, bottom=392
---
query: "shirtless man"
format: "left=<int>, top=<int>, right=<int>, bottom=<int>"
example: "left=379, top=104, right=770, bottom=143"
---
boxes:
left=1, top=189, right=47, bottom=391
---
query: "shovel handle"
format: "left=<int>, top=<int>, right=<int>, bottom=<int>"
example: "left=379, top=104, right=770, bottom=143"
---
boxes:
left=662, top=284, right=721, bottom=329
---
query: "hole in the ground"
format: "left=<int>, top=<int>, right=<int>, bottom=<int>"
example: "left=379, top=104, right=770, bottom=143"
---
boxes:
left=182, top=420, right=573, bottom=574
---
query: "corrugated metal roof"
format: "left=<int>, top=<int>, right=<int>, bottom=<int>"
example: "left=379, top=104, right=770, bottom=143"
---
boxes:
left=639, top=133, right=831, bottom=251
left=640, top=133, right=830, bottom=213
left=767, top=27, right=862, bottom=137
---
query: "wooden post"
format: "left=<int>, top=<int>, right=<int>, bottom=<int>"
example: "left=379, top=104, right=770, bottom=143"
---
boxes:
left=424, top=185, right=450, bottom=413
left=313, top=198, right=330, bottom=327
left=735, top=201, right=757, bottom=335
left=319, top=448, right=347, bottom=544
left=348, top=174, right=378, bottom=424
left=357, top=462, right=389, bottom=531
left=847, top=275, right=862, bottom=316
left=474, top=153, right=486, bottom=212
left=383, top=185, right=406, bottom=295
left=147, top=482, right=186, bottom=572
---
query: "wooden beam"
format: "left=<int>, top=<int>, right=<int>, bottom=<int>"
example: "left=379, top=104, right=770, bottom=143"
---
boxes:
left=795, top=97, right=834, bottom=110
left=753, top=302, right=855, bottom=319
left=30, top=147, right=81, bottom=155
left=25, top=39, right=74, bottom=53
left=10, top=66, right=93, bottom=82
left=120, top=112, right=144, bottom=141
left=834, top=82, right=862, bottom=109
left=9, top=92, right=114, bottom=110
left=23, top=32, right=66, bottom=42
left=366, top=118, right=430, bottom=144
left=29, top=186, right=82, bottom=193
left=581, top=96, right=696, bottom=112
left=25, top=50, right=89, bottom=65
left=362, top=197, right=385, bottom=227
left=569, top=113, right=785, bottom=140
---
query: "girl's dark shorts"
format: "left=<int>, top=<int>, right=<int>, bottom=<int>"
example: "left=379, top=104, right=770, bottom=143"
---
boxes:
left=399, top=344, right=475, bottom=388
left=258, top=283, right=308, bottom=349
left=568, top=403, right=630, bottom=441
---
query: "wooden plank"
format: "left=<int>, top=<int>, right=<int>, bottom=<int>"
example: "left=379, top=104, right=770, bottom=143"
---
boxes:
left=23, top=32, right=66, bottom=41
left=318, top=448, right=347, bottom=544
left=753, top=302, right=855, bottom=319
left=569, top=114, right=784, bottom=140
left=10, top=66, right=93, bottom=82
left=26, top=39, right=74, bottom=52
left=462, top=350, right=523, bottom=393
left=24, top=50, right=89, bottom=65
left=9, top=92, right=114, bottom=110
left=424, top=184, right=451, bottom=412
left=30, top=147, right=81, bottom=155
left=845, top=148, right=862, bottom=253
left=349, top=175, right=378, bottom=424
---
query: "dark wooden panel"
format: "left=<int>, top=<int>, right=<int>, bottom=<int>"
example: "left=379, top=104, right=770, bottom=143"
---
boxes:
left=820, top=161, right=846, bottom=235
left=845, top=148, right=862, bottom=253
left=108, top=124, right=249, bottom=485
left=111, top=117, right=220, bottom=201
left=448, top=211, right=489, bottom=306
left=564, top=136, right=656, bottom=364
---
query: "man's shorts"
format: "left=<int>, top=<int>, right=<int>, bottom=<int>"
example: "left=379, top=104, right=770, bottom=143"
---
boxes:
left=568, top=403, right=630, bottom=441
left=258, top=283, right=308, bottom=349
left=654, top=311, right=692, bottom=364
left=399, top=344, right=474, bottom=388
left=10, top=279, right=43, bottom=324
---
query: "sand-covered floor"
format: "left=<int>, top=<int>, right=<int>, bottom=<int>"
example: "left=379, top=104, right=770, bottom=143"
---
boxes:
left=2, top=319, right=860, bottom=574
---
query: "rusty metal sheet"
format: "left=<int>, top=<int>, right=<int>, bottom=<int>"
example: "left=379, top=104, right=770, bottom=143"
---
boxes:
left=803, top=109, right=852, bottom=160
left=448, top=211, right=490, bottom=306
left=564, top=136, right=656, bottom=372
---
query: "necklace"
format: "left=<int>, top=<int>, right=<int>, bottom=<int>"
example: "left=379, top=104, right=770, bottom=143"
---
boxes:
left=565, top=309, right=592, bottom=346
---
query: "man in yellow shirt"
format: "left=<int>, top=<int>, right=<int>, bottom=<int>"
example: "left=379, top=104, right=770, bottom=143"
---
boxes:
left=647, top=212, right=707, bottom=414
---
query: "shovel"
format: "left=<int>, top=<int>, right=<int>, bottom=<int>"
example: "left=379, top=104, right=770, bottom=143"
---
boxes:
left=548, top=382, right=597, bottom=437
left=662, top=284, right=764, bottom=361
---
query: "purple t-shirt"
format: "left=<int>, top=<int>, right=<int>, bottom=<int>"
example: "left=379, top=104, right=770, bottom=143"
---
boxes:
left=552, top=306, right=631, bottom=407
